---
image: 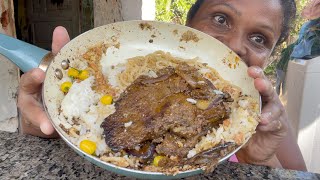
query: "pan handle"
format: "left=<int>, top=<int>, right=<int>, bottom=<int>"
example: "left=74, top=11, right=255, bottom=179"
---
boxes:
left=0, top=33, right=50, bottom=72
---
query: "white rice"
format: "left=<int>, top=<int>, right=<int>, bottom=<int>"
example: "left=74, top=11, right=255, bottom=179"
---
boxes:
left=124, top=121, right=133, bottom=128
left=61, top=77, right=98, bottom=120
left=146, top=70, right=158, bottom=78
left=198, top=68, right=211, bottom=74
left=238, top=99, right=249, bottom=108
left=186, top=98, right=197, bottom=104
left=187, top=98, right=259, bottom=158
left=59, top=75, right=116, bottom=156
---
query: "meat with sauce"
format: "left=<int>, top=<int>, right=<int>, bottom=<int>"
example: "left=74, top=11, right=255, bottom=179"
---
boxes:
left=101, top=63, right=233, bottom=162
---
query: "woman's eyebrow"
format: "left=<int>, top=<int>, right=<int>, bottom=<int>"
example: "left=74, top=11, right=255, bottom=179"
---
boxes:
left=212, top=2, right=242, bottom=16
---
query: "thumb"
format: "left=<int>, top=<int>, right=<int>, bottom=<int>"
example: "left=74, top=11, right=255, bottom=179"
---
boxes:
left=52, top=26, right=70, bottom=55
left=20, top=68, right=45, bottom=94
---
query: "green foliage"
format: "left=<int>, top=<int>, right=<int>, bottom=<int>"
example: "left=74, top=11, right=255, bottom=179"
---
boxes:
left=291, top=0, right=309, bottom=36
left=156, top=0, right=196, bottom=25
left=276, top=43, right=296, bottom=71
left=264, top=60, right=278, bottom=75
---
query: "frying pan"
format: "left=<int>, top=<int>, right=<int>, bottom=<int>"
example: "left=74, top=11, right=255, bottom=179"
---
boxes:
left=0, top=20, right=260, bottom=179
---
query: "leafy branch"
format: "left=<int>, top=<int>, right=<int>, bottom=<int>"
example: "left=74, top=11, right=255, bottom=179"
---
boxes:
left=156, top=0, right=196, bottom=25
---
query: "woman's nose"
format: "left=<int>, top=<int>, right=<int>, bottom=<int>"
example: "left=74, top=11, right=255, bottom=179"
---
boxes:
left=218, top=34, right=247, bottom=60
left=226, top=36, right=247, bottom=59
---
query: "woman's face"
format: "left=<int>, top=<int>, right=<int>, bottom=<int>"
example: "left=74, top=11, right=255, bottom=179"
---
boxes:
left=188, top=0, right=283, bottom=68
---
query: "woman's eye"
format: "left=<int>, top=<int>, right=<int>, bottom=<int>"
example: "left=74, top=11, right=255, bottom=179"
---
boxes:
left=213, top=14, right=228, bottom=26
left=250, top=35, right=266, bottom=45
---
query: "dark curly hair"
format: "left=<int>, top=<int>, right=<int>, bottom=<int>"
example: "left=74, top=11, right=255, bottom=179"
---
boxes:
left=186, top=0, right=296, bottom=45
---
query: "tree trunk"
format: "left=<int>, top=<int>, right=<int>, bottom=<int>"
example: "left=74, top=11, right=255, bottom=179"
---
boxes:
left=0, top=0, right=19, bottom=132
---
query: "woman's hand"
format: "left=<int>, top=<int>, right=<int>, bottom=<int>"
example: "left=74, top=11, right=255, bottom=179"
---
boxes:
left=17, top=26, right=70, bottom=137
left=236, top=66, right=288, bottom=168
left=302, top=0, right=320, bottom=20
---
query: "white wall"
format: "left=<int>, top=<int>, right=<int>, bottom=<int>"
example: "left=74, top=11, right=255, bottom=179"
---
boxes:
left=93, top=0, right=155, bottom=27
left=0, top=0, right=19, bottom=132
left=0, top=56, right=19, bottom=132
left=141, top=0, right=155, bottom=20
left=121, top=0, right=155, bottom=21
left=284, top=57, right=320, bottom=173
left=93, top=0, right=123, bottom=27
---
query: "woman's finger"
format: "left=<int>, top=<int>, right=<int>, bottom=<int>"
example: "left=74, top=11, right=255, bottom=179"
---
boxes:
left=19, top=68, right=45, bottom=94
left=258, top=119, right=282, bottom=132
left=18, top=91, right=55, bottom=135
left=257, top=103, right=284, bottom=132
left=256, top=92, right=288, bottom=133
left=18, top=68, right=55, bottom=135
left=52, top=26, right=70, bottom=55
left=248, top=66, right=285, bottom=132
left=259, top=102, right=283, bottom=125
left=20, top=97, right=55, bottom=135
left=248, top=66, right=266, bottom=79
left=248, top=66, right=276, bottom=103
left=254, top=78, right=275, bottom=102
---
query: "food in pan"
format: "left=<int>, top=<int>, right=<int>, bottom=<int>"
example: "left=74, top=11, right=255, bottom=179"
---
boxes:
left=56, top=45, right=259, bottom=175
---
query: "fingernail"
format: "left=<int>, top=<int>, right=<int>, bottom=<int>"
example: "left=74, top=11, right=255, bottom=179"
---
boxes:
left=253, top=67, right=262, bottom=75
left=31, top=69, right=43, bottom=82
left=40, top=121, right=54, bottom=135
left=260, top=112, right=272, bottom=124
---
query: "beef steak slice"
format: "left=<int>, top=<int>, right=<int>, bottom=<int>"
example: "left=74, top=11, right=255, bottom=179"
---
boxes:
left=101, top=63, right=231, bottom=158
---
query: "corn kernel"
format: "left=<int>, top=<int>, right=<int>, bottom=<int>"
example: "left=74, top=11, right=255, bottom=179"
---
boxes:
left=78, top=70, right=89, bottom=80
left=68, top=67, right=80, bottom=78
left=100, top=95, right=113, bottom=105
left=153, top=156, right=165, bottom=167
left=60, top=81, right=72, bottom=93
left=80, top=140, right=96, bottom=155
